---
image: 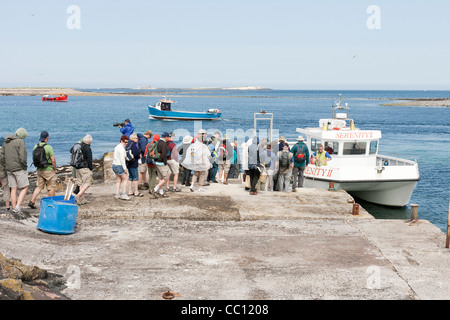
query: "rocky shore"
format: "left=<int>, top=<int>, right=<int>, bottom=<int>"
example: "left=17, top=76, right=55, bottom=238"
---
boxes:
left=382, top=98, right=450, bottom=107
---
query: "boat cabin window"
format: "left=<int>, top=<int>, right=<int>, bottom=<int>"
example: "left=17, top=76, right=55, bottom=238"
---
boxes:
left=323, top=141, right=338, bottom=155
left=161, top=102, right=171, bottom=111
left=343, top=142, right=366, bottom=155
left=369, top=141, right=378, bottom=155
left=310, top=138, right=321, bottom=152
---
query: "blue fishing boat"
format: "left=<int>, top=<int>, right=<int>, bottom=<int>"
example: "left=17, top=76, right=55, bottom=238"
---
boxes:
left=148, top=97, right=221, bottom=121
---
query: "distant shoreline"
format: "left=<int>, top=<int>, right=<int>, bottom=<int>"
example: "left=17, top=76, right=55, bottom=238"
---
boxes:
left=1, top=87, right=449, bottom=106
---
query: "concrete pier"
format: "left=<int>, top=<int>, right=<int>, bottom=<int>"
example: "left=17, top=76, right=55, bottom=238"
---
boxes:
left=0, top=180, right=449, bottom=300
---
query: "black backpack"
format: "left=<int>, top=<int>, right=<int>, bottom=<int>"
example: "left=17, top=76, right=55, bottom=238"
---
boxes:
left=32, top=143, right=49, bottom=168
left=70, top=143, right=84, bottom=168
left=294, top=144, right=306, bottom=163
left=279, top=151, right=290, bottom=168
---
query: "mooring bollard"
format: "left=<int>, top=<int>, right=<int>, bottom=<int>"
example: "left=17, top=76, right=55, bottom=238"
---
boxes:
left=410, top=204, right=419, bottom=222
left=352, top=203, right=359, bottom=215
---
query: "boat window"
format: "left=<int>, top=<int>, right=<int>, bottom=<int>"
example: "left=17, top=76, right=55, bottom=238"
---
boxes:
left=343, top=142, right=366, bottom=155
left=161, top=102, right=171, bottom=111
left=324, top=141, right=338, bottom=155
left=310, top=138, right=321, bottom=152
left=369, top=141, right=378, bottom=155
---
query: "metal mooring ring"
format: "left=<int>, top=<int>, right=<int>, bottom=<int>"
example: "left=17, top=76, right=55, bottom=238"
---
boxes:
left=162, top=291, right=175, bottom=300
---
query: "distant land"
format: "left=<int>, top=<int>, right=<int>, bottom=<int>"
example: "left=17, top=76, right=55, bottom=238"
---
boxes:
left=0, top=87, right=449, bottom=107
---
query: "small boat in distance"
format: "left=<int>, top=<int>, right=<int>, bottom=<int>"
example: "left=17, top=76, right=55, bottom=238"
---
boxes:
left=148, top=97, right=221, bottom=121
left=42, top=94, right=68, bottom=102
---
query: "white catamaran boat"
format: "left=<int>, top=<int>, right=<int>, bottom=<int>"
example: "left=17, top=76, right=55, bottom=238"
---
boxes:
left=296, top=95, right=420, bottom=207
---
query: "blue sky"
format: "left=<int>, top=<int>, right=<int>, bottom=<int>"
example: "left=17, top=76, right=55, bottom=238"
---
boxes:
left=1, top=0, right=449, bottom=89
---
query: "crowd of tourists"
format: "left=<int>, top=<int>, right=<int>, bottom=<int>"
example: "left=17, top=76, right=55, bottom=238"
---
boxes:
left=0, top=119, right=332, bottom=213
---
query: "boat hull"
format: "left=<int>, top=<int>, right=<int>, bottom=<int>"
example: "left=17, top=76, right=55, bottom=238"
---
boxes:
left=42, top=96, right=68, bottom=102
left=304, top=177, right=418, bottom=207
left=148, top=106, right=221, bottom=121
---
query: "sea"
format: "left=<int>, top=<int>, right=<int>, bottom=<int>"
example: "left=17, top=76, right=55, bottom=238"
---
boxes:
left=1, top=89, right=449, bottom=231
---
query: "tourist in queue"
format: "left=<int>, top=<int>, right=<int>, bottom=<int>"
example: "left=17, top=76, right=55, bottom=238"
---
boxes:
left=217, top=134, right=233, bottom=185
left=144, top=134, right=160, bottom=193
left=28, top=131, right=57, bottom=209
left=0, top=137, right=11, bottom=212
left=126, top=133, right=142, bottom=197
left=313, top=144, right=332, bottom=166
left=290, top=136, right=310, bottom=191
left=72, top=134, right=93, bottom=205
left=277, top=142, right=294, bottom=192
left=206, top=134, right=219, bottom=184
left=177, top=135, right=193, bottom=186
left=137, top=130, right=152, bottom=190
left=264, top=144, right=278, bottom=192
left=112, top=135, right=131, bottom=200
left=119, top=119, right=134, bottom=138
left=150, top=132, right=170, bottom=198
left=182, top=130, right=211, bottom=192
left=165, top=132, right=181, bottom=192
left=247, top=136, right=268, bottom=195
left=3, top=128, right=29, bottom=214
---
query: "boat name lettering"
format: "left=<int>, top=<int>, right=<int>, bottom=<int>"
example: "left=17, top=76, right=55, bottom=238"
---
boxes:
left=305, top=167, right=333, bottom=177
left=335, top=132, right=373, bottom=139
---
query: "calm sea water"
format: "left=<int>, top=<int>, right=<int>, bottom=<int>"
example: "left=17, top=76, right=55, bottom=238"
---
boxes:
left=1, top=90, right=449, bottom=231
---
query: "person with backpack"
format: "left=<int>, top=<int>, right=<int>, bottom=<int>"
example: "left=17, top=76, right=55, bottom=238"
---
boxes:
left=150, top=132, right=170, bottom=198
left=28, top=131, right=57, bottom=209
left=112, top=135, right=130, bottom=200
left=165, top=132, right=181, bottom=192
left=277, top=142, right=294, bottom=192
left=144, top=134, right=160, bottom=193
left=72, top=134, right=93, bottom=205
left=0, top=137, right=11, bottom=212
left=125, top=133, right=142, bottom=197
left=290, top=136, right=310, bottom=190
left=3, top=128, right=29, bottom=214
left=137, top=130, right=152, bottom=190
left=246, top=136, right=268, bottom=195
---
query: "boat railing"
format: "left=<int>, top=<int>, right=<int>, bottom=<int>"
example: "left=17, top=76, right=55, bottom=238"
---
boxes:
left=376, top=154, right=416, bottom=167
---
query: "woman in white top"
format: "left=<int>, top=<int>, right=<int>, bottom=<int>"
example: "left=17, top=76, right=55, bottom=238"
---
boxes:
left=112, top=135, right=130, bottom=200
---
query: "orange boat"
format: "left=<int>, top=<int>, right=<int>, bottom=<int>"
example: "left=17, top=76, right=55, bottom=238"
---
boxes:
left=42, top=94, right=68, bottom=102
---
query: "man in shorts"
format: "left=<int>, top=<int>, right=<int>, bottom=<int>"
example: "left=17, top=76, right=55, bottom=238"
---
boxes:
left=164, top=132, right=181, bottom=192
left=28, top=131, right=57, bottom=209
left=151, top=132, right=170, bottom=198
left=3, top=128, right=29, bottom=214
left=74, top=134, right=93, bottom=205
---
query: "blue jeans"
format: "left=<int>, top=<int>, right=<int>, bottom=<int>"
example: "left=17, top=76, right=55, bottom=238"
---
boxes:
left=128, top=167, right=139, bottom=181
left=112, top=165, right=125, bottom=176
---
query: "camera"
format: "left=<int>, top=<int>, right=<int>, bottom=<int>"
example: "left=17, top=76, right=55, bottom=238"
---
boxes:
left=113, top=122, right=125, bottom=127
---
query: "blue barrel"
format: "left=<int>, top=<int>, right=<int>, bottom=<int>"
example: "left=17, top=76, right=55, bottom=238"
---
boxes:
left=37, top=195, right=78, bottom=235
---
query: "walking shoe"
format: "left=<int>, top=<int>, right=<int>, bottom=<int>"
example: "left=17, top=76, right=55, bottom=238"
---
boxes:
left=138, top=184, right=149, bottom=190
left=114, top=193, right=121, bottom=199
left=75, top=197, right=83, bottom=205
left=150, top=190, right=159, bottom=199
left=198, top=188, right=205, bottom=192
left=190, top=186, right=194, bottom=192
left=28, top=201, right=37, bottom=209
left=173, top=188, right=181, bottom=192
left=120, top=194, right=131, bottom=201
left=12, top=206, right=22, bottom=213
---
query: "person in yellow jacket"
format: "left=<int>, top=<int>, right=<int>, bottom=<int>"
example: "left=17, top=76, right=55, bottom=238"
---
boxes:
left=313, top=144, right=332, bottom=166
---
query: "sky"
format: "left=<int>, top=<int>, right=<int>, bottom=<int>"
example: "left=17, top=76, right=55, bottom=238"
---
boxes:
left=1, top=0, right=449, bottom=90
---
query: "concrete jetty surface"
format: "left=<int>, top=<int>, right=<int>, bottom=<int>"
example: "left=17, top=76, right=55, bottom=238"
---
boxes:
left=0, top=181, right=449, bottom=300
